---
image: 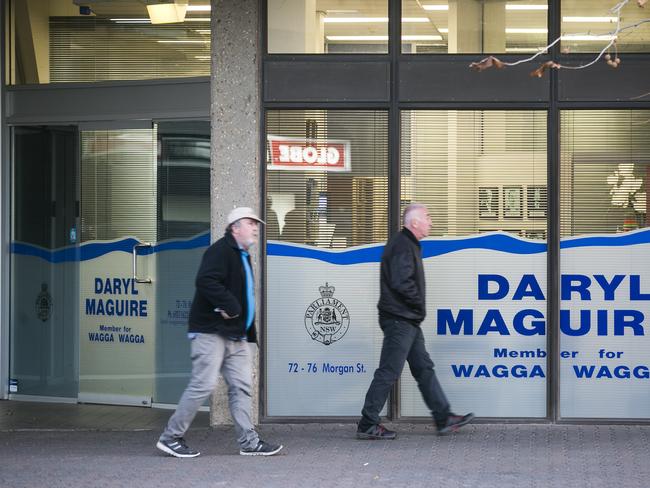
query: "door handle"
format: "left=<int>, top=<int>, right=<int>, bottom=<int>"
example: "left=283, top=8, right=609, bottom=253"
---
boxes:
left=132, top=242, right=153, bottom=284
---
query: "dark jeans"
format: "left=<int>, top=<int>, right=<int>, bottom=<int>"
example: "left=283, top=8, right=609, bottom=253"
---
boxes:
left=359, top=318, right=450, bottom=431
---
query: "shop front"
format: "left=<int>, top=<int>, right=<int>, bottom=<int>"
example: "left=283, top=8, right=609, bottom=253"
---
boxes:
left=261, top=0, right=650, bottom=421
left=3, top=0, right=650, bottom=423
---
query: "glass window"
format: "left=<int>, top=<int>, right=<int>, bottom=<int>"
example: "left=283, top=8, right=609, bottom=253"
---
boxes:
left=400, top=110, right=548, bottom=418
left=402, top=0, right=548, bottom=54
left=560, top=110, right=650, bottom=418
left=561, top=1, right=650, bottom=53
left=9, top=0, right=210, bottom=85
left=265, top=110, right=388, bottom=416
left=267, top=0, right=388, bottom=53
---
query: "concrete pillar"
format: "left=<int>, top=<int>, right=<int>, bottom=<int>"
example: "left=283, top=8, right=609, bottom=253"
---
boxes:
left=210, top=0, right=261, bottom=425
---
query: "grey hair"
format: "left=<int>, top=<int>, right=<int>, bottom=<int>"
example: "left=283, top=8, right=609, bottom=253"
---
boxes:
left=403, top=203, right=428, bottom=226
left=226, top=220, right=243, bottom=233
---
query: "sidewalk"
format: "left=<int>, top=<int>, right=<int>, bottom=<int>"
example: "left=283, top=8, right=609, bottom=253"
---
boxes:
left=1, top=401, right=649, bottom=488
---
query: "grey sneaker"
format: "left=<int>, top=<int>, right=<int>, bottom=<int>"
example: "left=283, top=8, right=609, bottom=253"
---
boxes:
left=437, top=412, right=475, bottom=436
left=240, top=440, right=283, bottom=456
left=356, top=424, right=397, bottom=440
left=156, top=438, right=200, bottom=458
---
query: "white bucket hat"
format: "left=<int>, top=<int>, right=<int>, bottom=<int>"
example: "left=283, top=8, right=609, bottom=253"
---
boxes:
left=227, top=206, right=265, bottom=225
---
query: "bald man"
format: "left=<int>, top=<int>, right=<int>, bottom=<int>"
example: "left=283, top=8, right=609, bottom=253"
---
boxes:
left=357, top=204, right=474, bottom=439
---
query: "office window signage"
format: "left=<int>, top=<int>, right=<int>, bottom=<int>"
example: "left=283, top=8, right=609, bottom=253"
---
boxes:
left=267, top=136, right=351, bottom=172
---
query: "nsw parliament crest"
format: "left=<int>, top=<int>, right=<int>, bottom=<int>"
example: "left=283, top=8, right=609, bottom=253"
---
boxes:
left=304, top=283, right=350, bottom=345
left=35, top=282, right=52, bottom=322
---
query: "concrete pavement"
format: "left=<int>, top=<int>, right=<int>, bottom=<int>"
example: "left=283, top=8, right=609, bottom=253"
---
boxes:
left=2, top=416, right=649, bottom=487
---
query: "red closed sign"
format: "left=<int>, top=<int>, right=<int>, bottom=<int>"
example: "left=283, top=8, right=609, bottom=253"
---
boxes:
left=267, top=136, right=351, bottom=172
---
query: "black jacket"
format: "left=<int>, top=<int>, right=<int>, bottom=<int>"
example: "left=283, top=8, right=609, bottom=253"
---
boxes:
left=377, top=227, right=426, bottom=326
left=188, top=232, right=257, bottom=343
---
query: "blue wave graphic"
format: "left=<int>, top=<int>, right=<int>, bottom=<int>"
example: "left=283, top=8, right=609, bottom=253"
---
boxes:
left=12, top=228, right=650, bottom=265
left=11, top=233, right=210, bottom=264
left=561, top=229, right=650, bottom=249
left=268, top=234, right=545, bottom=265
left=268, top=228, right=650, bottom=265
left=267, top=242, right=384, bottom=265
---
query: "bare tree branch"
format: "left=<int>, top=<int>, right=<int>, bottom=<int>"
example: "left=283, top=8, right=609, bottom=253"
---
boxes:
left=469, top=0, right=649, bottom=78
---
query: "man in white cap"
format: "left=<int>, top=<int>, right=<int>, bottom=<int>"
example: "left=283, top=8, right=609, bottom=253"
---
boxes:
left=157, top=207, right=283, bottom=458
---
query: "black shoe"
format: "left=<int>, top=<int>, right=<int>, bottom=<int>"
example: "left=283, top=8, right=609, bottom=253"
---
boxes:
left=240, top=440, right=283, bottom=456
left=437, top=412, right=475, bottom=436
left=356, top=424, right=397, bottom=440
left=156, top=437, right=200, bottom=458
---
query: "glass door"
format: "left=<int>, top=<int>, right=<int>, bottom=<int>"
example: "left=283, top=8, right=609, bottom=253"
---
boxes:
left=11, top=122, right=210, bottom=407
left=153, top=121, right=211, bottom=405
left=78, top=126, right=158, bottom=405
left=10, top=126, right=79, bottom=399
left=77, top=122, right=210, bottom=406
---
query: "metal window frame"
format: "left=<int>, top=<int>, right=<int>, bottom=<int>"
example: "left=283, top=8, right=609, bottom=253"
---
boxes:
left=1, top=0, right=8, bottom=399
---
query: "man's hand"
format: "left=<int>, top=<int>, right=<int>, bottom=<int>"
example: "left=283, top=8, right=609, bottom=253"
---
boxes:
left=219, top=310, right=238, bottom=320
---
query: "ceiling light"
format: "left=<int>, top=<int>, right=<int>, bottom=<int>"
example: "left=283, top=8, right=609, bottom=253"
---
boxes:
left=186, top=5, right=210, bottom=11
left=184, top=17, right=210, bottom=21
left=326, top=35, right=388, bottom=41
left=422, top=5, right=449, bottom=11
left=438, top=28, right=449, bottom=33
left=506, top=28, right=548, bottom=34
left=403, top=35, right=442, bottom=40
left=146, top=1, right=187, bottom=24
left=324, top=17, right=388, bottom=23
left=506, top=47, right=546, bottom=52
left=561, top=34, right=617, bottom=41
left=326, top=35, right=442, bottom=41
left=505, top=4, right=548, bottom=10
left=324, top=17, right=429, bottom=23
left=157, top=39, right=210, bottom=43
left=562, top=16, right=618, bottom=23
left=194, top=55, right=211, bottom=59
left=111, top=18, right=151, bottom=23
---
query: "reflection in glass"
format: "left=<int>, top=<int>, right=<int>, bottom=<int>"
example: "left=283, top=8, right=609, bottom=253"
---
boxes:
left=265, top=110, right=388, bottom=417
left=10, top=0, right=210, bottom=84
left=401, top=110, right=547, bottom=239
left=559, top=110, right=650, bottom=419
left=402, top=0, right=548, bottom=54
left=266, top=110, right=388, bottom=248
left=155, top=121, right=210, bottom=405
left=561, top=0, right=650, bottom=53
left=268, top=0, right=388, bottom=53
left=399, top=110, right=548, bottom=418
left=560, top=110, right=650, bottom=236
left=11, top=127, right=78, bottom=398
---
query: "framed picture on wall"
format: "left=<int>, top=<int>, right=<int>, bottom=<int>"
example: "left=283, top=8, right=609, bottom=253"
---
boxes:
left=503, top=186, right=523, bottom=218
left=527, top=185, right=547, bottom=218
left=478, top=186, right=499, bottom=219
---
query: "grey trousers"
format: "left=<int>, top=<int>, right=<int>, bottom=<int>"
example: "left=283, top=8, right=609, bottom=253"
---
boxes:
left=159, top=333, right=259, bottom=450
